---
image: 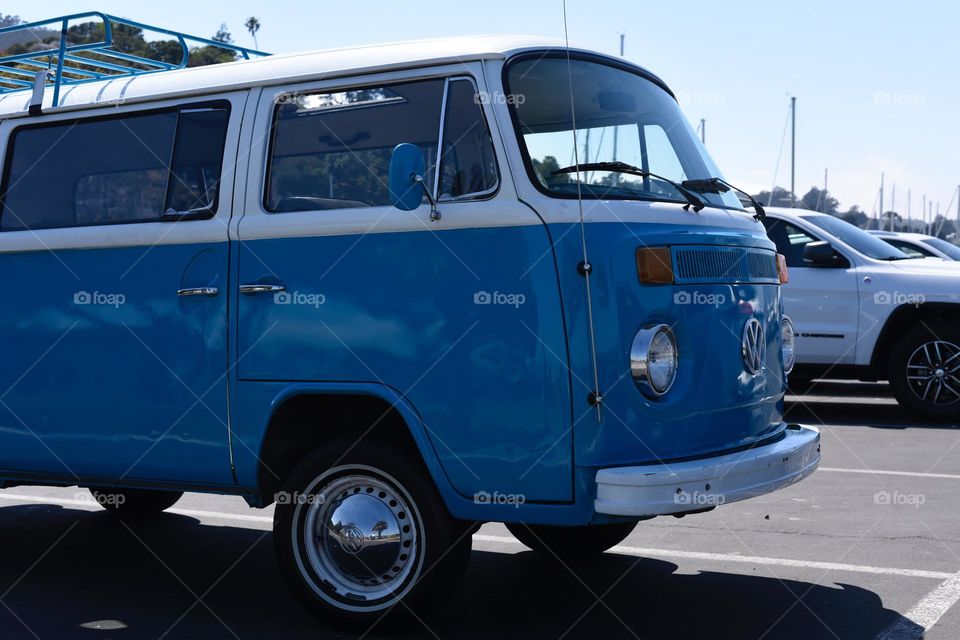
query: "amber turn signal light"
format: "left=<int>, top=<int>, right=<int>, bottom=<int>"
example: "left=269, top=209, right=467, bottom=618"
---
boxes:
left=637, top=247, right=674, bottom=284
left=776, top=253, right=789, bottom=284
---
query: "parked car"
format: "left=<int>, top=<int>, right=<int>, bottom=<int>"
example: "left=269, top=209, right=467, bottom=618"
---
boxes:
left=762, top=208, right=960, bottom=418
left=868, top=230, right=960, bottom=261
left=0, top=12, right=819, bottom=631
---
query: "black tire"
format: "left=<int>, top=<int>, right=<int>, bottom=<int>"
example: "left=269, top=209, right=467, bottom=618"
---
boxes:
left=273, top=438, right=471, bottom=633
left=89, top=487, right=183, bottom=515
left=506, top=521, right=637, bottom=560
left=888, top=321, right=960, bottom=420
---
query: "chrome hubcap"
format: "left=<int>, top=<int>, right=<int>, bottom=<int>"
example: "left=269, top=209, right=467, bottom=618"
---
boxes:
left=906, top=340, right=960, bottom=406
left=302, top=473, right=418, bottom=603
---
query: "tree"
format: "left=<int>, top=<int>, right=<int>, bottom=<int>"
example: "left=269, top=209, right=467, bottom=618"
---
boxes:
left=931, top=216, right=957, bottom=240
left=879, top=210, right=902, bottom=231
left=752, top=186, right=794, bottom=207
left=212, top=23, right=233, bottom=44
left=0, top=14, right=22, bottom=28
left=189, top=23, right=237, bottom=67
left=838, top=206, right=867, bottom=228
left=245, top=17, right=261, bottom=50
left=800, top=186, right=839, bottom=215
left=531, top=156, right=570, bottom=185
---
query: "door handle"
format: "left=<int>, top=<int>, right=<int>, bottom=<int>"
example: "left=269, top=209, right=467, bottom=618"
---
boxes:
left=177, top=287, right=219, bottom=297
left=239, top=283, right=286, bottom=294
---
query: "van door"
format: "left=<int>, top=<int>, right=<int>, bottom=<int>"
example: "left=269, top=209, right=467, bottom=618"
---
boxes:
left=0, top=94, right=242, bottom=485
left=234, top=70, right=573, bottom=502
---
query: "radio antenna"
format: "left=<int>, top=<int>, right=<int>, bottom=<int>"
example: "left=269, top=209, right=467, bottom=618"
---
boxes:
left=562, top=0, right=603, bottom=421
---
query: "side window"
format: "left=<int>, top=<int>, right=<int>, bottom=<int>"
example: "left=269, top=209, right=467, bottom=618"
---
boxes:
left=0, top=103, right=230, bottom=231
left=888, top=240, right=930, bottom=258
left=165, top=107, right=231, bottom=213
left=762, top=218, right=820, bottom=267
left=437, top=80, right=498, bottom=199
left=265, top=80, right=445, bottom=212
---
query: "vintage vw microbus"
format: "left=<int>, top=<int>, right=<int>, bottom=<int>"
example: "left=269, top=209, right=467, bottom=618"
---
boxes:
left=0, top=13, right=819, bottom=631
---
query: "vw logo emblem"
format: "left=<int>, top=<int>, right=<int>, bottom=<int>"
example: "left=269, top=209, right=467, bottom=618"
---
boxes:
left=337, top=525, right=366, bottom=555
left=742, top=318, right=765, bottom=374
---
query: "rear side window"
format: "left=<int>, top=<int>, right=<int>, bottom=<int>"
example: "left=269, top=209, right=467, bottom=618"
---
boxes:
left=266, top=77, right=498, bottom=213
left=0, top=103, right=230, bottom=231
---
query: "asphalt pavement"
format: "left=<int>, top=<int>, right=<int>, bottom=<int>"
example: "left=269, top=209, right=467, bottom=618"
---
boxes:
left=0, top=379, right=958, bottom=639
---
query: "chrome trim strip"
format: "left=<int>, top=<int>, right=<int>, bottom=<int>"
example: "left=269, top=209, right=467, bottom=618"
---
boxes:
left=177, top=286, right=219, bottom=297
left=595, top=425, right=821, bottom=516
left=239, top=283, right=285, bottom=294
left=432, top=77, right=450, bottom=200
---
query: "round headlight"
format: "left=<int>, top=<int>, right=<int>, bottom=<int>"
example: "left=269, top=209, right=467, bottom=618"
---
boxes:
left=781, top=316, right=796, bottom=374
left=631, top=325, right=679, bottom=398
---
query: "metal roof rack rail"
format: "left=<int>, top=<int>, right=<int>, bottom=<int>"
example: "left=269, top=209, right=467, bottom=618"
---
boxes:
left=0, top=12, right=270, bottom=111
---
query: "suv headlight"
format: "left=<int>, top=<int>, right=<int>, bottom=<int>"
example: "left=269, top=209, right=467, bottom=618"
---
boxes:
left=631, top=325, right=678, bottom=398
left=781, top=316, right=796, bottom=374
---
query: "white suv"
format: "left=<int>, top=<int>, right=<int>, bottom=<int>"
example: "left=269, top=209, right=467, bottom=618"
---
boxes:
left=762, top=207, right=960, bottom=418
left=868, top=230, right=960, bottom=261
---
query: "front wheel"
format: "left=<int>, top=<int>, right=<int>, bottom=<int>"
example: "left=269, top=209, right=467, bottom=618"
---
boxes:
left=273, top=439, right=472, bottom=632
left=889, top=322, right=960, bottom=420
left=506, top=521, right=637, bottom=561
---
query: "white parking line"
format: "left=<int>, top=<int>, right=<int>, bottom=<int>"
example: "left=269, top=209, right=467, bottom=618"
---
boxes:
left=472, top=534, right=953, bottom=580
left=877, top=571, right=960, bottom=640
left=820, top=467, right=960, bottom=480
left=0, top=493, right=274, bottom=524
left=1, top=492, right=954, bottom=582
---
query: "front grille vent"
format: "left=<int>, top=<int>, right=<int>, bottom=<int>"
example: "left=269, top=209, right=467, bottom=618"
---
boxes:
left=673, top=247, right=779, bottom=284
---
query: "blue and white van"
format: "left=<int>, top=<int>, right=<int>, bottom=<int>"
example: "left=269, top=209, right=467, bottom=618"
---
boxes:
left=0, top=16, right=819, bottom=631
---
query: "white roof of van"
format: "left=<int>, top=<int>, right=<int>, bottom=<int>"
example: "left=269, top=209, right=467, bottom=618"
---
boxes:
left=0, top=34, right=593, bottom=117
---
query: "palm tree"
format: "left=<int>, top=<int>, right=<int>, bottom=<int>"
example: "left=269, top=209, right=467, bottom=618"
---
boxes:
left=244, top=17, right=261, bottom=50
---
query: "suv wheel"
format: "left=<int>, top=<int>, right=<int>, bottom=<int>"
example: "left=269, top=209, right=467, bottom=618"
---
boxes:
left=889, top=322, right=960, bottom=419
left=273, top=439, right=472, bottom=632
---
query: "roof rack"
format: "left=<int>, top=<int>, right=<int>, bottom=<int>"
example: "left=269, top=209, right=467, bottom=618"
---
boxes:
left=0, top=12, right=270, bottom=109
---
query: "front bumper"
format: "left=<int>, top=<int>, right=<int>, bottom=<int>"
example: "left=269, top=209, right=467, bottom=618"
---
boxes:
left=594, top=425, right=821, bottom=516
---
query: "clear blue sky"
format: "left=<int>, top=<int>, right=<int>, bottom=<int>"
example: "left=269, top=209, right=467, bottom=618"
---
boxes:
left=5, top=1, right=959, bottom=219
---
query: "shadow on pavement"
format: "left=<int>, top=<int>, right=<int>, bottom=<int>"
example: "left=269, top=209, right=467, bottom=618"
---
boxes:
left=786, top=379, right=958, bottom=429
left=0, top=503, right=919, bottom=639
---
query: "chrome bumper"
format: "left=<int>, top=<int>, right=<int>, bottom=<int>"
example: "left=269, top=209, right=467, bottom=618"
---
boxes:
left=594, top=425, right=821, bottom=517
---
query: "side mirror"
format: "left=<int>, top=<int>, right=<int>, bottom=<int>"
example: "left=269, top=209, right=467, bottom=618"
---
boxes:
left=388, top=143, right=440, bottom=220
left=803, top=241, right=838, bottom=267
left=388, top=143, right=425, bottom=211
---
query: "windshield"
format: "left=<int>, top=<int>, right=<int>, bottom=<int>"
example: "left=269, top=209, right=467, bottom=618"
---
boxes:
left=505, top=55, right=744, bottom=209
left=922, top=237, right=960, bottom=260
left=802, top=214, right=909, bottom=260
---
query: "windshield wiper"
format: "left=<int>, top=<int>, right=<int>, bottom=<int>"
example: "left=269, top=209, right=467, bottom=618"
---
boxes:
left=552, top=161, right=706, bottom=212
left=681, top=177, right=766, bottom=221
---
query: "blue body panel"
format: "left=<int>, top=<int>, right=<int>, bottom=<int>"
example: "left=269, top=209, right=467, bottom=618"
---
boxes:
left=0, top=243, right=234, bottom=485
left=233, top=225, right=574, bottom=503
left=0, top=211, right=787, bottom=526
left=548, top=221, right=787, bottom=470
left=227, top=215, right=786, bottom=523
